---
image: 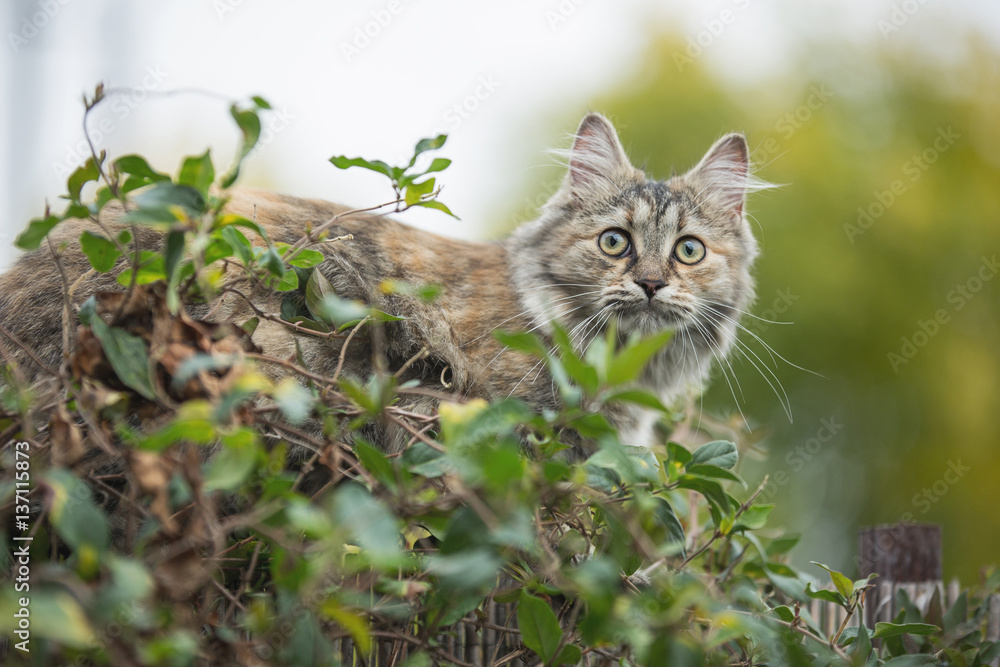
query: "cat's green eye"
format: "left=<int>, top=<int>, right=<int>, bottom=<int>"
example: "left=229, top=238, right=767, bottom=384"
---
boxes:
left=674, top=237, right=706, bottom=265
left=598, top=229, right=631, bottom=257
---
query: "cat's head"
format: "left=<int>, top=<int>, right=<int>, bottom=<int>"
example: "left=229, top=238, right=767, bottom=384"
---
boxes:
left=509, top=113, right=766, bottom=392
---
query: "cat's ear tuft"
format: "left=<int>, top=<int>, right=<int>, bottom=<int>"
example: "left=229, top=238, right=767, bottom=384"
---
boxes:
left=567, top=113, right=633, bottom=195
left=689, top=133, right=751, bottom=217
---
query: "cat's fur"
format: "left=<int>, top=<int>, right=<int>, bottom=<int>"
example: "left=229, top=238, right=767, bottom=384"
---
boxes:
left=0, top=114, right=759, bottom=453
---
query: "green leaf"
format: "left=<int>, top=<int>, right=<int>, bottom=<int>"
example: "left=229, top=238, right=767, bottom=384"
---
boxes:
left=804, top=581, right=847, bottom=606
left=115, top=154, right=169, bottom=181
left=881, top=656, right=939, bottom=666
left=586, top=443, right=659, bottom=483
left=338, top=377, right=377, bottom=414
left=772, top=605, right=796, bottom=623
left=133, top=401, right=216, bottom=450
left=978, top=642, right=1000, bottom=664
left=438, top=398, right=533, bottom=449
left=871, top=622, right=940, bottom=639
left=942, top=590, right=967, bottom=634
left=606, top=330, right=673, bottom=385
left=667, top=441, right=693, bottom=467
left=493, top=330, right=547, bottom=357
left=413, top=198, right=458, bottom=218
left=0, top=590, right=95, bottom=648
left=425, top=550, right=499, bottom=596
left=305, top=266, right=334, bottom=321
left=15, top=214, right=61, bottom=250
left=271, top=377, right=313, bottom=423
left=605, top=389, right=669, bottom=412
left=403, top=442, right=450, bottom=478
left=328, top=155, right=395, bottom=179
left=686, top=463, right=746, bottom=486
left=517, top=591, right=563, bottom=663
left=116, top=251, right=165, bottom=286
left=403, top=177, right=436, bottom=206
left=163, top=230, right=185, bottom=313
left=220, top=104, right=262, bottom=188
left=379, top=280, right=442, bottom=302
left=45, top=468, right=110, bottom=554
left=258, top=244, right=285, bottom=275
left=79, top=298, right=156, bottom=400
left=423, top=157, right=452, bottom=174
left=67, top=155, right=102, bottom=203
left=130, top=182, right=206, bottom=217
left=355, top=438, right=395, bottom=489
left=285, top=247, right=325, bottom=269
left=202, top=236, right=234, bottom=265
left=766, top=534, right=801, bottom=557
left=204, top=429, right=260, bottom=492
left=811, top=562, right=854, bottom=599
left=676, top=475, right=731, bottom=518
left=319, top=598, right=371, bottom=655
left=644, top=635, right=705, bottom=667
left=850, top=620, right=873, bottom=659
left=220, top=225, right=253, bottom=265
left=240, top=317, right=259, bottom=336
left=555, top=644, right=582, bottom=666
left=332, top=484, right=404, bottom=570
left=177, top=150, right=215, bottom=197
left=268, top=266, right=299, bottom=292
left=651, top=497, right=686, bottom=555
left=313, top=293, right=371, bottom=328
left=690, top=440, right=738, bottom=469
left=171, top=353, right=237, bottom=390
left=733, top=504, right=774, bottom=531
left=413, top=134, right=447, bottom=160
left=78, top=230, right=121, bottom=272
left=251, top=95, right=272, bottom=109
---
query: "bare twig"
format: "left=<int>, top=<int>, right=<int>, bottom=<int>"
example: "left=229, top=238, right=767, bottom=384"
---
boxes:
left=333, top=315, right=371, bottom=381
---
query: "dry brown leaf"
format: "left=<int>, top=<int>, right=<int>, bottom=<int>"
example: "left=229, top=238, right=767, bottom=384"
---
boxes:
left=50, top=405, right=85, bottom=467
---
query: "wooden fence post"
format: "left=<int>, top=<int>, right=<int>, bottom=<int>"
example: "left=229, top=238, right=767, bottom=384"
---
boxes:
left=858, top=523, right=942, bottom=627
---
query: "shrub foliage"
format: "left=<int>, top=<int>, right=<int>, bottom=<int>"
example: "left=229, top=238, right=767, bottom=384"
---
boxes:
left=1, top=88, right=998, bottom=666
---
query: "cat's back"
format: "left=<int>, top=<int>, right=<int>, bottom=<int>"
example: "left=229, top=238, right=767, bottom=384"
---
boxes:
left=0, top=187, right=521, bottom=380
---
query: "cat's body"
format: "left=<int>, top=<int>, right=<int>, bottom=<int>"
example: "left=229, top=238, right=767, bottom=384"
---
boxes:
left=0, top=114, right=760, bottom=453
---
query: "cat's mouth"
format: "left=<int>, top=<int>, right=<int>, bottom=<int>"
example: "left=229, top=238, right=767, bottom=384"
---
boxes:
left=611, top=299, right=693, bottom=331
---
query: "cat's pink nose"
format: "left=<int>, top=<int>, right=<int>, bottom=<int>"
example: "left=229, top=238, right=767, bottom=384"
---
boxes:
left=636, top=278, right=665, bottom=300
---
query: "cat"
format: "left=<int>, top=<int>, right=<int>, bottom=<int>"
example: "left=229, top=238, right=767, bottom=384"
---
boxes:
left=0, top=113, right=760, bottom=455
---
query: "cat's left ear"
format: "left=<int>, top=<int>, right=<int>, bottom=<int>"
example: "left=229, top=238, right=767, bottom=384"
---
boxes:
left=566, top=113, right=635, bottom=196
left=689, top=133, right=750, bottom=217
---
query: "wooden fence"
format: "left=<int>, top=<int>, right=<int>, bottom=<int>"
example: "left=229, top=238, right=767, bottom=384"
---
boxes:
left=333, top=523, right=1000, bottom=666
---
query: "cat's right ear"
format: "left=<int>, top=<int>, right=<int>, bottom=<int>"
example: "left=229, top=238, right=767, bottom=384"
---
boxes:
left=566, top=113, right=634, bottom=196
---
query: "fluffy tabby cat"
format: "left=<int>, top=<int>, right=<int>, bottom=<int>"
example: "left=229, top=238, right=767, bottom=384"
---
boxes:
left=0, top=113, right=760, bottom=453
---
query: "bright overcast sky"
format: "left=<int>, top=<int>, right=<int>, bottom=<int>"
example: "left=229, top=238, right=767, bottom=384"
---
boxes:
left=2, top=0, right=998, bottom=269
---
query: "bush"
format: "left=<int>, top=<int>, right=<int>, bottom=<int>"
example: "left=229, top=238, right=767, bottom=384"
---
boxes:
left=0, top=87, right=998, bottom=666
